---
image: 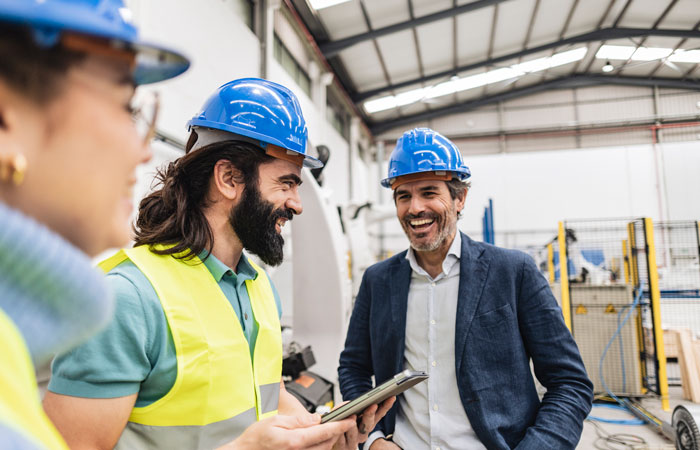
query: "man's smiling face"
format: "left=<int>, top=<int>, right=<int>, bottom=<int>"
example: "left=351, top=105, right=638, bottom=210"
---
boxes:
left=394, top=179, right=464, bottom=253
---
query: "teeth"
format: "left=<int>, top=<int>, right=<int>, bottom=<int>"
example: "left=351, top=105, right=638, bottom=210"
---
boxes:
left=410, top=219, right=433, bottom=226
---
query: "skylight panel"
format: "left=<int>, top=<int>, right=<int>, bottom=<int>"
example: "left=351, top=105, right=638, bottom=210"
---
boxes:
left=364, top=96, right=398, bottom=114
left=308, top=0, right=352, bottom=9
left=596, top=45, right=636, bottom=60
left=669, top=49, right=700, bottom=63
left=362, top=47, right=588, bottom=114
left=632, top=47, right=673, bottom=61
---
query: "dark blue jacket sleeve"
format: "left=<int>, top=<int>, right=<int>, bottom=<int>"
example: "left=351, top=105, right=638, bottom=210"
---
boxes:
left=338, top=269, right=385, bottom=437
left=514, top=256, right=594, bottom=449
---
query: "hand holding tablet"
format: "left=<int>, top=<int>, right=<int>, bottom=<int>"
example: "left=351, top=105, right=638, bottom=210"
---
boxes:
left=321, top=370, right=428, bottom=423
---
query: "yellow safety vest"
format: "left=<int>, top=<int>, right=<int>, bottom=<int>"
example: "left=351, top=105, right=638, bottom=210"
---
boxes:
left=99, top=245, right=282, bottom=450
left=0, top=308, right=69, bottom=450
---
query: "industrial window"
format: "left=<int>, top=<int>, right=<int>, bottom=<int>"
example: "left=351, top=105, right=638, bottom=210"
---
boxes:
left=231, top=0, right=254, bottom=31
left=273, top=34, right=311, bottom=96
left=326, top=88, right=349, bottom=140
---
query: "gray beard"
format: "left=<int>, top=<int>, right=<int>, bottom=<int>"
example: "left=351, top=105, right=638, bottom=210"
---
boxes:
left=408, top=215, right=457, bottom=253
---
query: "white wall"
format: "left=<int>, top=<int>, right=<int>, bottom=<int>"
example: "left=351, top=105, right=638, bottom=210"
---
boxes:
left=268, top=60, right=353, bottom=204
left=661, top=141, right=700, bottom=220
left=129, top=0, right=261, bottom=141
left=469, top=141, right=700, bottom=230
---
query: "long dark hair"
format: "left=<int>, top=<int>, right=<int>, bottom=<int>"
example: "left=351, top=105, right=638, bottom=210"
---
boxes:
left=133, top=138, right=273, bottom=259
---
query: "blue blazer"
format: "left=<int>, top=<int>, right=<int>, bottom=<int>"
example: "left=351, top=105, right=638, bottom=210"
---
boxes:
left=338, top=233, right=593, bottom=449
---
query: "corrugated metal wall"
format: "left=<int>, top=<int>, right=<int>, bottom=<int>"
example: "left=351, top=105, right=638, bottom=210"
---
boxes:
left=380, top=85, right=700, bottom=155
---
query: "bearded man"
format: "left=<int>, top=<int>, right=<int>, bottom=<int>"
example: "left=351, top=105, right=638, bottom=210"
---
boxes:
left=338, top=128, right=593, bottom=450
left=43, top=78, right=391, bottom=450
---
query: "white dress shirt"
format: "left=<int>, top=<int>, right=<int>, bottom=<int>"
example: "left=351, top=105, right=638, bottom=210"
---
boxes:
left=366, top=232, right=486, bottom=450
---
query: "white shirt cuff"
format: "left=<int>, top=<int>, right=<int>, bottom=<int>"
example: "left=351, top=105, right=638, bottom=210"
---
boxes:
left=364, top=430, right=387, bottom=449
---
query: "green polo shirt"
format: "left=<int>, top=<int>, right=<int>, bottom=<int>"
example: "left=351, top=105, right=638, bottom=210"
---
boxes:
left=48, top=251, right=282, bottom=407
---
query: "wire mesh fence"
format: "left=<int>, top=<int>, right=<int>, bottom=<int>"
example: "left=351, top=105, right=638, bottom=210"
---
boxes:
left=560, top=219, right=650, bottom=396
left=650, top=221, right=700, bottom=387
left=495, top=218, right=698, bottom=404
left=545, top=218, right=670, bottom=405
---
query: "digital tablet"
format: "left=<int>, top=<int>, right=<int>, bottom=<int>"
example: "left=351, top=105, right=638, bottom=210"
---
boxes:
left=321, top=370, right=428, bottom=423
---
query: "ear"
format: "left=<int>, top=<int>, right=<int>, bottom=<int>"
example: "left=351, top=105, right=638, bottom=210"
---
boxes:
left=455, top=188, right=467, bottom=213
left=0, top=80, right=18, bottom=133
left=0, top=81, right=25, bottom=160
left=211, top=159, right=244, bottom=202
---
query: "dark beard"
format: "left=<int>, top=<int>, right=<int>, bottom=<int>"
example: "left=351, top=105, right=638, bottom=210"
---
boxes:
left=401, top=207, right=456, bottom=252
left=229, top=183, right=293, bottom=266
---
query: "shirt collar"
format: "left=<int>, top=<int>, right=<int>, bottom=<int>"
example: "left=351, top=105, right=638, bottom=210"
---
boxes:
left=447, top=230, right=462, bottom=260
left=198, top=250, right=258, bottom=282
left=406, top=230, right=462, bottom=279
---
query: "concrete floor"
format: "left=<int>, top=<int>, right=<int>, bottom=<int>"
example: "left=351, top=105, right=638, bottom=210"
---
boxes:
left=577, top=386, right=695, bottom=449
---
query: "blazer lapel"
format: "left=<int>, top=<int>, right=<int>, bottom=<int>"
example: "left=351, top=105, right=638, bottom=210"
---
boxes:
left=389, top=254, right=411, bottom=374
left=455, top=233, right=490, bottom=374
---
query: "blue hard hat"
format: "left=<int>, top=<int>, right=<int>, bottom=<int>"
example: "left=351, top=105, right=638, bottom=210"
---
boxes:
left=381, top=127, right=471, bottom=188
left=187, top=78, right=322, bottom=169
left=0, top=0, right=189, bottom=85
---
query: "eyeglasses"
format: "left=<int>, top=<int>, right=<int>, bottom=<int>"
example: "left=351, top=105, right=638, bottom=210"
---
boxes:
left=128, top=90, right=160, bottom=146
left=67, top=65, right=160, bottom=146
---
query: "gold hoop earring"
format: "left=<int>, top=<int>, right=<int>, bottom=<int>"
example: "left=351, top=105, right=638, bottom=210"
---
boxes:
left=0, top=154, right=27, bottom=186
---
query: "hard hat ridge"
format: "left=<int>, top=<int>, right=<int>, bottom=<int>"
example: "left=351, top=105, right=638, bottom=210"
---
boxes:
left=187, top=78, right=323, bottom=169
left=381, top=127, right=471, bottom=189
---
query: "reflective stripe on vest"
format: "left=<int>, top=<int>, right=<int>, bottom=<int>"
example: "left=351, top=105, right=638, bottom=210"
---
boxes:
left=99, top=246, right=282, bottom=449
left=0, top=309, right=69, bottom=450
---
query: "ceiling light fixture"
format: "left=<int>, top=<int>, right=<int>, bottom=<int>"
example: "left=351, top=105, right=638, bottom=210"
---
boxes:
left=602, top=61, right=614, bottom=73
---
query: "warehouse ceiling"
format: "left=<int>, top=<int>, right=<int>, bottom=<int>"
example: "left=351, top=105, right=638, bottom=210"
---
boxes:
left=290, top=0, right=700, bottom=136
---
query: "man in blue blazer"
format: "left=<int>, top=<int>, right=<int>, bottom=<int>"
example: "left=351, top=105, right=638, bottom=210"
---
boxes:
left=338, top=128, right=593, bottom=450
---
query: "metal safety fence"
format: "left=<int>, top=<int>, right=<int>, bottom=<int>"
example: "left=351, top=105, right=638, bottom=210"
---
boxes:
left=650, top=221, right=700, bottom=390
left=548, top=218, right=670, bottom=410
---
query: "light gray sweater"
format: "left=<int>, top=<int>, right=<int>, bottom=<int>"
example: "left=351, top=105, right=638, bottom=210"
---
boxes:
left=0, top=202, right=113, bottom=366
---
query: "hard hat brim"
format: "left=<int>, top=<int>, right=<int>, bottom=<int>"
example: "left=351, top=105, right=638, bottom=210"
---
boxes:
left=381, top=169, right=471, bottom=188
left=299, top=152, right=324, bottom=169
left=131, top=41, right=190, bottom=85
left=187, top=120, right=323, bottom=169
left=0, top=4, right=189, bottom=85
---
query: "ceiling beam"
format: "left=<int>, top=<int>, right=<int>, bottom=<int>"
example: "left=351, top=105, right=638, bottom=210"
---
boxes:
left=581, top=0, right=634, bottom=73
left=614, top=0, right=679, bottom=74
left=319, top=0, right=511, bottom=58
left=369, top=74, right=700, bottom=135
left=568, top=0, right=616, bottom=75
left=538, top=0, right=578, bottom=82
left=354, top=27, right=700, bottom=102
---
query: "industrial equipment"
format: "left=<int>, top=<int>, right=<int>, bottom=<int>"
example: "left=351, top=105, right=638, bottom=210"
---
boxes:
left=673, top=405, right=700, bottom=450
left=282, top=344, right=316, bottom=380
left=282, top=344, right=334, bottom=414
left=572, top=284, right=643, bottom=394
